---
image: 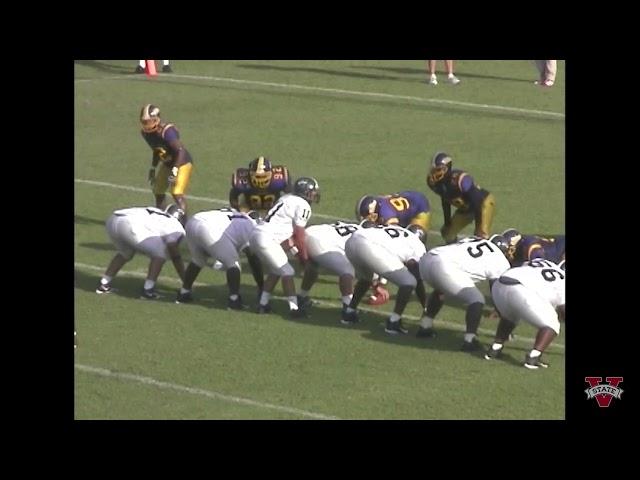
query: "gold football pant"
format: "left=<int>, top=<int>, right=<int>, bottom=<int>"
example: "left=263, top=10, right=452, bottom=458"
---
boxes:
left=441, top=193, right=496, bottom=243
left=153, top=162, right=193, bottom=196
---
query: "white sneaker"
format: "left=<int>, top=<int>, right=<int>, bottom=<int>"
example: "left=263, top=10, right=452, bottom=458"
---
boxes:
left=448, top=74, right=460, bottom=85
left=534, top=79, right=554, bottom=87
left=429, top=74, right=438, bottom=85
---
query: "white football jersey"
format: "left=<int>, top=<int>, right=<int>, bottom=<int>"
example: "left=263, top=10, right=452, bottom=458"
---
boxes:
left=190, top=209, right=256, bottom=250
left=500, top=259, right=565, bottom=307
left=112, top=206, right=185, bottom=241
left=350, top=225, right=425, bottom=263
left=305, top=221, right=361, bottom=253
left=254, top=194, right=312, bottom=243
left=428, top=237, right=511, bottom=281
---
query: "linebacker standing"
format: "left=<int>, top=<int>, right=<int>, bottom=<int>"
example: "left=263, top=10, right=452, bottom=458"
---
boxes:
left=140, top=104, right=194, bottom=214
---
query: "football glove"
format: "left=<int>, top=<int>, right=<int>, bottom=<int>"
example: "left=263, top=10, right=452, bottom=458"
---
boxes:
left=167, top=167, right=179, bottom=185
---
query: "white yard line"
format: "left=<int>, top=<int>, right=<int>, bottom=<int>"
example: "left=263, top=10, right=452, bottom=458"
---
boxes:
left=74, top=72, right=564, bottom=119
left=74, top=261, right=565, bottom=350
left=74, top=178, right=440, bottom=234
left=75, top=364, right=339, bottom=420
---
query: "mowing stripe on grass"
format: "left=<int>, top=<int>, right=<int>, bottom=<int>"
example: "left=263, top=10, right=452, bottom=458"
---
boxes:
left=74, top=261, right=565, bottom=350
left=74, top=72, right=564, bottom=120
left=75, top=364, right=340, bottom=420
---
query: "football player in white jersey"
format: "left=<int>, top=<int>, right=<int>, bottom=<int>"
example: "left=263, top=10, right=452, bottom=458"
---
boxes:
left=249, top=177, right=320, bottom=317
left=95, top=204, right=186, bottom=299
left=485, top=259, right=565, bottom=369
left=343, top=222, right=429, bottom=335
left=298, top=221, right=361, bottom=311
left=418, top=234, right=511, bottom=351
left=175, top=208, right=264, bottom=309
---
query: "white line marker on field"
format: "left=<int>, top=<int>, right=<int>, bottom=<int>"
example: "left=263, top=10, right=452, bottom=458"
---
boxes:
left=73, top=261, right=564, bottom=350
left=74, top=71, right=564, bottom=119
left=74, top=178, right=441, bottom=234
left=75, top=364, right=340, bottom=420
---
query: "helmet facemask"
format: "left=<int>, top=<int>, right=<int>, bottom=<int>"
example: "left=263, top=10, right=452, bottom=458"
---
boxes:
left=249, top=157, right=273, bottom=189
left=140, top=104, right=161, bottom=133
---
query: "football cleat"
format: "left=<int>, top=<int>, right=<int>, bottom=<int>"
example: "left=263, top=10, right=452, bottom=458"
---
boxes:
left=340, top=308, right=359, bottom=325
left=290, top=308, right=308, bottom=319
left=484, top=344, right=504, bottom=360
left=257, top=303, right=272, bottom=314
left=385, top=319, right=409, bottom=335
left=461, top=337, right=482, bottom=352
left=227, top=296, right=246, bottom=310
left=524, top=354, right=549, bottom=369
left=175, top=290, right=193, bottom=304
left=297, top=295, right=314, bottom=310
left=96, top=283, right=113, bottom=294
left=140, top=288, right=161, bottom=300
left=416, top=327, right=437, bottom=338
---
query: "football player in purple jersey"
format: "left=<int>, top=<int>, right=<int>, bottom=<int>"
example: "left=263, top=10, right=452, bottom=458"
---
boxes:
left=427, top=152, right=495, bottom=244
left=229, top=156, right=291, bottom=216
left=140, top=104, right=194, bottom=214
left=355, top=190, right=431, bottom=241
left=502, top=229, right=565, bottom=266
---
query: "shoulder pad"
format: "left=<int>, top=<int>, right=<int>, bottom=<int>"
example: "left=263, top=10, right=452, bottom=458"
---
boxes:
left=232, top=169, right=251, bottom=189
left=161, top=123, right=177, bottom=138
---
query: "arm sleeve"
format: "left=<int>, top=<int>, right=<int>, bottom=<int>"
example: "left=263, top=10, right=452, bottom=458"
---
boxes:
left=293, top=201, right=311, bottom=227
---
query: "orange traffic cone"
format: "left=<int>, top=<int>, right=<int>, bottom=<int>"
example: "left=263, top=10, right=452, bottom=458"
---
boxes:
left=145, top=60, right=157, bottom=77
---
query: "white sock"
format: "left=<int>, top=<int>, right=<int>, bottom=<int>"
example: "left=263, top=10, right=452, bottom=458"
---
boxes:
left=420, top=316, right=434, bottom=329
left=342, top=294, right=353, bottom=306
left=288, top=296, right=299, bottom=310
left=144, top=280, right=155, bottom=290
left=163, top=60, right=170, bottom=66
left=139, top=60, right=146, bottom=68
left=100, top=276, right=112, bottom=286
left=464, top=333, right=476, bottom=343
left=259, top=291, right=271, bottom=306
left=448, top=73, right=455, bottom=78
left=491, top=343, right=503, bottom=351
left=229, top=294, right=239, bottom=301
left=529, top=349, right=542, bottom=358
left=389, top=313, right=401, bottom=323
left=180, top=287, right=190, bottom=295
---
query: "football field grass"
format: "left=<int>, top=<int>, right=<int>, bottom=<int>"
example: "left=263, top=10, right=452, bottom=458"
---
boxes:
left=74, top=60, right=565, bottom=419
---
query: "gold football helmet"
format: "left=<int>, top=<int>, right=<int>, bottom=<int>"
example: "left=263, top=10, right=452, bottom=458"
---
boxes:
left=249, top=156, right=273, bottom=189
left=140, top=104, right=161, bottom=133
